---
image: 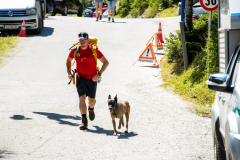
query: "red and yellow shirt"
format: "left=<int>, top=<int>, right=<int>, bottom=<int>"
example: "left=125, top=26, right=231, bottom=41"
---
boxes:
left=69, top=44, right=103, bottom=79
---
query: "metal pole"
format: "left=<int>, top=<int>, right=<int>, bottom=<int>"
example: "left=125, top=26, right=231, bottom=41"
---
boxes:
left=207, top=11, right=212, bottom=76
left=180, top=21, right=188, bottom=69
left=208, top=11, right=212, bottom=39
left=181, top=0, right=185, bottom=22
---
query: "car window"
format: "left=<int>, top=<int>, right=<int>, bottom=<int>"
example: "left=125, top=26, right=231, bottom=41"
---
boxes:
left=228, top=48, right=240, bottom=86
left=193, top=7, right=206, bottom=15
left=231, top=59, right=240, bottom=86
left=227, top=47, right=240, bottom=75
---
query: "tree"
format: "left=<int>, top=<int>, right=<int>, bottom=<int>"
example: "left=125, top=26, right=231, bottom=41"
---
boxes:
left=185, top=0, right=193, bottom=31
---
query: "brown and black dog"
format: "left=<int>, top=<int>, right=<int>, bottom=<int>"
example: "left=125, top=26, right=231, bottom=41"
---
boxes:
left=108, top=95, right=130, bottom=136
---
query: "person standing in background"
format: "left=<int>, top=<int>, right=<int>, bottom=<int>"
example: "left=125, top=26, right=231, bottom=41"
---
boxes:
left=107, top=0, right=117, bottom=22
left=93, top=0, right=106, bottom=21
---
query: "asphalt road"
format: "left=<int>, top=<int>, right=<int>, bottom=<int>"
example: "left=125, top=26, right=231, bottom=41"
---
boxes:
left=0, top=16, right=213, bottom=159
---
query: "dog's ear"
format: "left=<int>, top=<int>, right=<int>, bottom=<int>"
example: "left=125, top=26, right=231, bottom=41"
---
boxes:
left=114, top=94, right=118, bottom=102
left=108, top=95, right=111, bottom=100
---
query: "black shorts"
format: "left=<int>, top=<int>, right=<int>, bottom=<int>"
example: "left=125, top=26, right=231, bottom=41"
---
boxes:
left=76, top=76, right=97, bottom=98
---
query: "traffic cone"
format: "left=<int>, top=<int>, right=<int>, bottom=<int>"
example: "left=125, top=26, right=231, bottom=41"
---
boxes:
left=157, top=22, right=164, bottom=43
left=18, top=19, right=27, bottom=37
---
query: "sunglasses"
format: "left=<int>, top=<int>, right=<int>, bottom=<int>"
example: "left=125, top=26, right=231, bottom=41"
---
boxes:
left=78, top=33, right=88, bottom=39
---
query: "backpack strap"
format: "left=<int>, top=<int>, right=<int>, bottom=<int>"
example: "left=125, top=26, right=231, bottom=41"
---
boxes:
left=72, top=45, right=80, bottom=66
left=91, top=44, right=100, bottom=72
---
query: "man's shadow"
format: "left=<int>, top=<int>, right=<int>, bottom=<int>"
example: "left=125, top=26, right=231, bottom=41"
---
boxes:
left=33, top=112, right=81, bottom=126
left=87, top=126, right=138, bottom=139
left=0, top=150, right=14, bottom=159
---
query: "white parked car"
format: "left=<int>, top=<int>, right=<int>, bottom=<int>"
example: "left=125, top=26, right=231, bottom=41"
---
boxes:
left=207, top=44, right=240, bottom=160
left=0, top=0, right=46, bottom=34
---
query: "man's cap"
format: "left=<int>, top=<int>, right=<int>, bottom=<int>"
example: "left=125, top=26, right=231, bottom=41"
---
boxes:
left=78, top=32, right=89, bottom=40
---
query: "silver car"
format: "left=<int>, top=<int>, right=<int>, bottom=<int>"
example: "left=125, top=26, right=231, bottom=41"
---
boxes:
left=0, top=0, right=45, bottom=34
left=207, top=44, right=240, bottom=160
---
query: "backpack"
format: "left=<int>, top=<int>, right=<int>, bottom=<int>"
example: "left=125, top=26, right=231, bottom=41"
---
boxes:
left=69, top=36, right=100, bottom=85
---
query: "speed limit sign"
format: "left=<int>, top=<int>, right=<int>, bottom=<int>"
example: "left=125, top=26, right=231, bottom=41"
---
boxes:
left=200, top=0, right=218, bottom=11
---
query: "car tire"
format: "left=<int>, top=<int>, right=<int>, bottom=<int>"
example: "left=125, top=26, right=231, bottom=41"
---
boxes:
left=32, top=17, right=43, bottom=34
left=214, top=132, right=226, bottom=160
left=62, top=5, right=68, bottom=16
left=77, top=5, right=83, bottom=17
left=51, top=12, right=56, bottom=16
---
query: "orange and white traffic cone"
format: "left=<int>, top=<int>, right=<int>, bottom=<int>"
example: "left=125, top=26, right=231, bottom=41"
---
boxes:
left=157, top=22, right=164, bottom=43
left=18, top=19, right=27, bottom=37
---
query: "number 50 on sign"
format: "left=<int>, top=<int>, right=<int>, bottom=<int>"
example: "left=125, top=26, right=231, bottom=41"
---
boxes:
left=200, top=0, right=218, bottom=11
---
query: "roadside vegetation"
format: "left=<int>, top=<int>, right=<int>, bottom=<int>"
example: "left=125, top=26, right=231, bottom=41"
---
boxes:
left=115, top=0, right=180, bottom=18
left=161, top=10, right=218, bottom=114
left=0, top=34, right=18, bottom=65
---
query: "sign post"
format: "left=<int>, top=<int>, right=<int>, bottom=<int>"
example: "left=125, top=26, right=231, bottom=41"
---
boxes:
left=200, top=0, right=218, bottom=75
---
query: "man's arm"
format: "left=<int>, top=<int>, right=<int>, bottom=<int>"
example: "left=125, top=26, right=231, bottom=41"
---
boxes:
left=98, top=56, right=109, bottom=74
left=66, top=56, right=74, bottom=79
left=92, top=56, right=109, bottom=82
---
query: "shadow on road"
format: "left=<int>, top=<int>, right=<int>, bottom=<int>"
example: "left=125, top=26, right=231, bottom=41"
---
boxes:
left=87, top=126, right=138, bottom=139
left=27, top=27, right=54, bottom=37
left=0, top=150, right=14, bottom=159
left=0, top=27, right=54, bottom=37
left=100, top=21, right=127, bottom=23
left=10, top=115, right=32, bottom=120
left=33, top=112, right=81, bottom=126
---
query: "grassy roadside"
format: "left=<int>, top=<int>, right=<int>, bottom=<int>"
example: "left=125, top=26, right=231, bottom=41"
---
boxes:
left=155, top=5, right=179, bottom=18
left=0, top=36, right=18, bottom=65
left=115, top=5, right=179, bottom=19
left=160, top=55, right=213, bottom=115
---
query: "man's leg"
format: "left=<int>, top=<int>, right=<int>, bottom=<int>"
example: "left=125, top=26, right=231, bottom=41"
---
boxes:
left=79, top=95, right=87, bottom=114
left=112, top=8, right=115, bottom=17
left=95, top=2, right=99, bottom=21
left=111, top=2, right=115, bottom=22
left=88, top=97, right=96, bottom=109
left=79, top=95, right=88, bottom=130
left=88, top=97, right=96, bottom=121
left=99, top=2, right=103, bottom=20
left=107, top=1, right=111, bottom=21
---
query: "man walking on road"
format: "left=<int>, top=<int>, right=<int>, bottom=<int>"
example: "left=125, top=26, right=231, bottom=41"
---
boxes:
left=107, top=0, right=117, bottom=22
left=66, top=32, right=109, bottom=130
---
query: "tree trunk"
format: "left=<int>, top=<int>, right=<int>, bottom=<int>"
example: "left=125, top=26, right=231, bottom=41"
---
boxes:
left=185, top=0, right=193, bottom=31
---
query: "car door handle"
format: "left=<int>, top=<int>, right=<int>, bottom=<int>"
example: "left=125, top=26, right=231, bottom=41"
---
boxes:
left=222, top=98, right=226, bottom=103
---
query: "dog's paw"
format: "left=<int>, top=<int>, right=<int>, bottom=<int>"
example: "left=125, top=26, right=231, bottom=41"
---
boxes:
left=118, top=126, right=121, bottom=129
left=113, top=133, right=117, bottom=136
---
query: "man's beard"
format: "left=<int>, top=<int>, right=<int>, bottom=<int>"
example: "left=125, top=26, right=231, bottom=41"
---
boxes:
left=80, top=43, right=86, bottom=48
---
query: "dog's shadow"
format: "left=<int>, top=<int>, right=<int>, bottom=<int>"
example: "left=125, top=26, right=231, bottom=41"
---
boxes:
left=87, top=126, right=138, bottom=139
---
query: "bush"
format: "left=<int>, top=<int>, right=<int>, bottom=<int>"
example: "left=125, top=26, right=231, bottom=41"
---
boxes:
left=160, top=0, right=169, bottom=9
left=80, top=0, right=92, bottom=10
left=164, top=30, right=184, bottom=72
left=131, top=0, right=149, bottom=17
left=117, top=0, right=133, bottom=18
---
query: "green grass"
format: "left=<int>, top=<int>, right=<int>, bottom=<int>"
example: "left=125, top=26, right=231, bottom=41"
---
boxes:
left=155, top=5, right=180, bottom=18
left=0, top=36, right=18, bottom=64
left=115, top=5, right=179, bottom=19
left=160, top=55, right=213, bottom=114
